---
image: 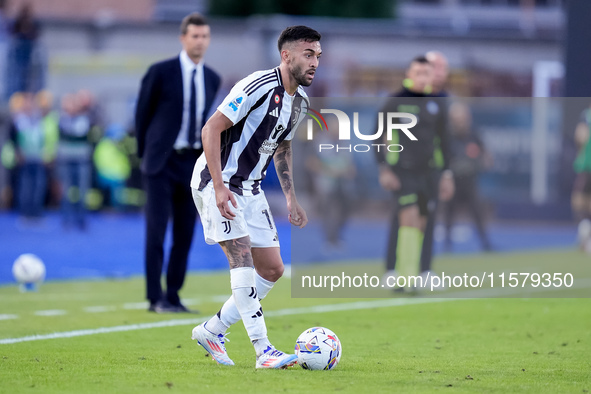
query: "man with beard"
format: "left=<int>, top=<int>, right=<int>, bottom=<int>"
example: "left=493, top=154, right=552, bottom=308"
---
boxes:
left=190, top=26, right=321, bottom=368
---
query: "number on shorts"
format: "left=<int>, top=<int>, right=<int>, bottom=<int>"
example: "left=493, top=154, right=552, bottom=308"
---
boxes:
left=261, top=209, right=274, bottom=229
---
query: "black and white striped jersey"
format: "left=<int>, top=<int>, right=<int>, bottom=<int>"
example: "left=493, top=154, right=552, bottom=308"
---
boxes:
left=191, top=67, right=309, bottom=196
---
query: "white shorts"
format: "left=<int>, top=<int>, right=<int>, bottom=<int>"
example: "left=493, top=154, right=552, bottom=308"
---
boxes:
left=192, top=184, right=280, bottom=248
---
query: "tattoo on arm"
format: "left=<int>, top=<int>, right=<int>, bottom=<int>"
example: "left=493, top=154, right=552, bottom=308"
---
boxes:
left=274, top=140, right=293, bottom=195
left=220, top=236, right=254, bottom=269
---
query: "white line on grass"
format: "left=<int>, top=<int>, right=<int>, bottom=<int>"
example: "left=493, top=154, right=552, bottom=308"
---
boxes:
left=0, top=295, right=232, bottom=321
left=0, top=297, right=456, bottom=345
left=0, top=317, right=207, bottom=345
left=83, top=306, right=117, bottom=313
left=122, top=302, right=149, bottom=310
left=33, top=310, right=67, bottom=316
left=211, top=295, right=232, bottom=302
left=122, top=296, right=230, bottom=310
left=2, top=280, right=589, bottom=345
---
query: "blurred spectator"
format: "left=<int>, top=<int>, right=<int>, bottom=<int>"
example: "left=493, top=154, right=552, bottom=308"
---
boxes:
left=36, top=90, right=59, bottom=205
left=1, top=91, right=24, bottom=208
left=77, top=89, right=103, bottom=144
left=9, top=91, right=47, bottom=219
left=0, top=0, right=9, bottom=102
left=0, top=105, right=10, bottom=208
left=36, top=91, right=58, bottom=161
left=307, top=119, right=356, bottom=249
left=93, top=123, right=131, bottom=210
left=5, top=3, right=44, bottom=100
left=57, top=91, right=94, bottom=230
left=425, top=51, right=450, bottom=97
left=443, top=102, right=492, bottom=252
left=572, top=103, right=591, bottom=250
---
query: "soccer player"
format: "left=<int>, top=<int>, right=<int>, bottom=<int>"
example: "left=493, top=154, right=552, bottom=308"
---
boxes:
left=190, top=26, right=321, bottom=368
left=377, top=56, right=454, bottom=290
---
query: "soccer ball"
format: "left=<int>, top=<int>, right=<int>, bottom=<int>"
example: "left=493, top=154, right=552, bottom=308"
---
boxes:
left=295, top=327, right=341, bottom=370
left=12, top=254, right=46, bottom=284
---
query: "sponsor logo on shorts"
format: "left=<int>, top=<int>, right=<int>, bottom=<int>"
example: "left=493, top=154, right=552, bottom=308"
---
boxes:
left=222, top=220, right=231, bottom=234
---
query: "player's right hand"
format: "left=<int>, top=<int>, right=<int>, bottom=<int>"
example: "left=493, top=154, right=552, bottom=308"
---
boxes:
left=379, top=168, right=401, bottom=191
left=287, top=199, right=308, bottom=229
left=214, top=184, right=238, bottom=220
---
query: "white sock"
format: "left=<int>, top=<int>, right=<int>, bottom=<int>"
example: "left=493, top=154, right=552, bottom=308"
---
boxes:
left=255, top=271, right=276, bottom=299
left=253, top=337, right=272, bottom=356
left=210, top=271, right=276, bottom=335
left=204, top=313, right=228, bottom=335
left=230, top=267, right=269, bottom=352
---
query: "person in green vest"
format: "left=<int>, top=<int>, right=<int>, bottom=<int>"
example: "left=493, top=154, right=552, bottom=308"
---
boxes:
left=36, top=90, right=59, bottom=205
left=94, top=123, right=131, bottom=210
left=57, top=92, right=95, bottom=230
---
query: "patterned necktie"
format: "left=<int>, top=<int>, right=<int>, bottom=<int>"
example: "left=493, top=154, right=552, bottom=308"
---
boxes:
left=188, top=68, right=197, bottom=147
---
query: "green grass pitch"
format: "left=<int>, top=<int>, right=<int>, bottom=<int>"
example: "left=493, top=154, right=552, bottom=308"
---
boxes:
left=1, top=249, right=590, bottom=393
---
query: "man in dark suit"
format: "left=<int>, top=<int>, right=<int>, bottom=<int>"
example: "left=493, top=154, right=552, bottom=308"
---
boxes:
left=135, top=13, right=221, bottom=313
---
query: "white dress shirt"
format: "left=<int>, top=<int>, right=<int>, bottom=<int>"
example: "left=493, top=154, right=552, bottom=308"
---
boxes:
left=174, top=50, right=206, bottom=150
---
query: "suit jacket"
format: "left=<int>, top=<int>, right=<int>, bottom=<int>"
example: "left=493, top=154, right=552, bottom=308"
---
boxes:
left=135, top=57, right=221, bottom=175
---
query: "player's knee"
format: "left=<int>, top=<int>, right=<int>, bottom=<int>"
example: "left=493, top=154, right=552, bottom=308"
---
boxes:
left=269, top=264, right=284, bottom=282
left=259, top=264, right=283, bottom=282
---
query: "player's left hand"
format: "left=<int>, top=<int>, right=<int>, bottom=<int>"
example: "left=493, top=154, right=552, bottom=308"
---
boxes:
left=288, top=199, right=308, bottom=229
left=439, top=173, right=455, bottom=202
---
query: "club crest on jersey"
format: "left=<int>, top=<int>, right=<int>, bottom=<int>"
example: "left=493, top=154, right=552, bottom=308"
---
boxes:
left=228, top=96, right=243, bottom=112
left=274, top=94, right=281, bottom=104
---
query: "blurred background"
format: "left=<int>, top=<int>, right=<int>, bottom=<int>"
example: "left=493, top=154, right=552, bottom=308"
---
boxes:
left=0, top=0, right=589, bottom=283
